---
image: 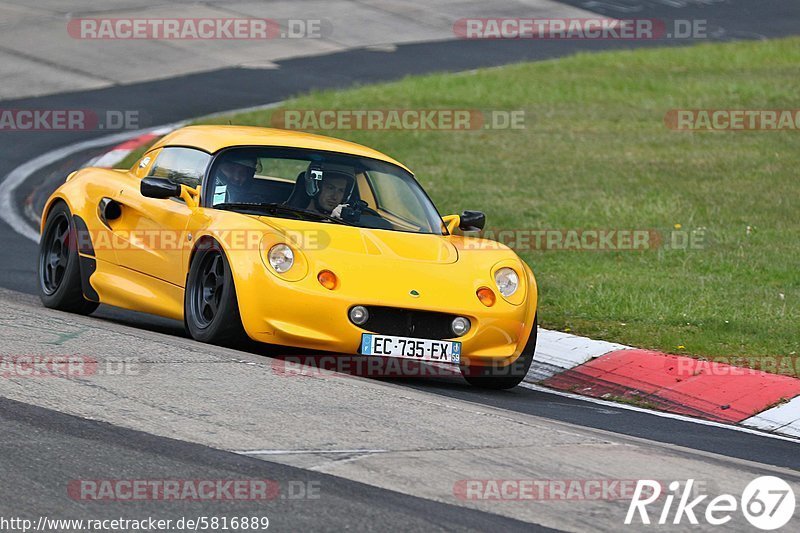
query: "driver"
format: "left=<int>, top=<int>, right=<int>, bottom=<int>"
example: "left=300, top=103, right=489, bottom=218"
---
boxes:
left=301, top=165, right=356, bottom=216
left=217, top=155, right=257, bottom=203
left=307, top=173, right=350, bottom=215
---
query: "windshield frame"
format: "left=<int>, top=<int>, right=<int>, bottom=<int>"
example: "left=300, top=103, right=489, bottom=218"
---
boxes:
left=201, top=145, right=448, bottom=236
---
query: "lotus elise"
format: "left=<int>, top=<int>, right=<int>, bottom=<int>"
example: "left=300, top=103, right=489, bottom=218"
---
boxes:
left=38, top=126, right=538, bottom=388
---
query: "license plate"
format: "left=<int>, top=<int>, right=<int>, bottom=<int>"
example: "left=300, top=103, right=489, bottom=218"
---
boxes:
left=361, top=334, right=461, bottom=364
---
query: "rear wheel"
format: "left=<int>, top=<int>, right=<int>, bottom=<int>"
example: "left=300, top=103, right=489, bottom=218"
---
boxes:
left=38, top=202, right=99, bottom=315
left=460, top=314, right=537, bottom=390
left=184, top=245, right=246, bottom=346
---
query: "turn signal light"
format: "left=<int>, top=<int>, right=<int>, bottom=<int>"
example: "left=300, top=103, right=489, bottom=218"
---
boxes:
left=318, top=270, right=338, bottom=290
left=476, top=287, right=496, bottom=307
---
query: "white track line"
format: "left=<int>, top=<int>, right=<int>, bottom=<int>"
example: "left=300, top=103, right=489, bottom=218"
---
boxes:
left=233, top=449, right=388, bottom=455
left=520, top=383, right=800, bottom=443
left=0, top=101, right=283, bottom=243
left=0, top=126, right=181, bottom=243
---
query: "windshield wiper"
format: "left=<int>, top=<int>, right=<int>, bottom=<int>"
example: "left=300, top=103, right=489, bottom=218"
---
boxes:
left=214, top=202, right=352, bottom=225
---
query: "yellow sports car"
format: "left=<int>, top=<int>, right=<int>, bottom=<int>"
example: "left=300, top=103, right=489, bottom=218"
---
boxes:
left=38, top=125, right=538, bottom=388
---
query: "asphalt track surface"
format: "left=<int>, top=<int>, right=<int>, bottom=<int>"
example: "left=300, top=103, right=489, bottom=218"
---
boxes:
left=0, top=396, right=547, bottom=532
left=1, top=1, right=799, bottom=530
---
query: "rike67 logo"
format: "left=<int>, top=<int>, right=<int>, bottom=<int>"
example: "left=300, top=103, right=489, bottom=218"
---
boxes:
left=626, top=477, right=795, bottom=530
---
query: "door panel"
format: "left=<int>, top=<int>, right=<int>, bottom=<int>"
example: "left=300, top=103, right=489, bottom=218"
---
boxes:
left=107, top=193, right=192, bottom=287
left=105, top=147, right=211, bottom=287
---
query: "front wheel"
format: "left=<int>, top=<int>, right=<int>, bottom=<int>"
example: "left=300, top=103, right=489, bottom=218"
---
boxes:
left=460, top=314, right=537, bottom=390
left=38, top=202, right=99, bottom=315
left=184, top=245, right=246, bottom=346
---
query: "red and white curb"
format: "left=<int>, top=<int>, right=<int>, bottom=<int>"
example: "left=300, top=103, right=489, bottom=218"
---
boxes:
left=529, top=329, right=800, bottom=438
left=741, top=397, right=800, bottom=438
left=83, top=126, right=176, bottom=168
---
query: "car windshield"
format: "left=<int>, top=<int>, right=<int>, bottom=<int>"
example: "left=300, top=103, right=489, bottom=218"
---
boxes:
left=207, top=147, right=446, bottom=235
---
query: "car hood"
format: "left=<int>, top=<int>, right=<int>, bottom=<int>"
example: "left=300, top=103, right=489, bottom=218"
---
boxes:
left=256, top=216, right=458, bottom=264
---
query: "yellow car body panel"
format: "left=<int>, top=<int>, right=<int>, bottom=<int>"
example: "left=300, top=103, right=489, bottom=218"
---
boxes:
left=41, top=126, right=537, bottom=367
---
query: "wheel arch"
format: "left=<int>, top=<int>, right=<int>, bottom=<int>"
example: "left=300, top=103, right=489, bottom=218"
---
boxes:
left=40, top=194, right=72, bottom=235
left=186, top=234, right=242, bottom=296
left=187, top=234, right=231, bottom=271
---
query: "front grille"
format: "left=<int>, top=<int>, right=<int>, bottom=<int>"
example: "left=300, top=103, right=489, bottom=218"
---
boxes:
left=358, top=306, right=459, bottom=340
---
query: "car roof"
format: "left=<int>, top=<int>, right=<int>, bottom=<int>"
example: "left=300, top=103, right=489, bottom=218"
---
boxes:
left=150, top=125, right=410, bottom=172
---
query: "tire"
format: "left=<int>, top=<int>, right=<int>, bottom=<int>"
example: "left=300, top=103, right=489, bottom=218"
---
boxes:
left=460, top=313, right=537, bottom=390
left=184, top=244, right=246, bottom=346
left=38, top=202, right=99, bottom=315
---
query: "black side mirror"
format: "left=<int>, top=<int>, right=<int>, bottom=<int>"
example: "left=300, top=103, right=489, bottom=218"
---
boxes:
left=459, top=210, right=486, bottom=232
left=141, top=177, right=181, bottom=199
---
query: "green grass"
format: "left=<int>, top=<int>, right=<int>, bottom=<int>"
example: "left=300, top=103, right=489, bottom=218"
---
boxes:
left=122, top=38, right=800, bottom=362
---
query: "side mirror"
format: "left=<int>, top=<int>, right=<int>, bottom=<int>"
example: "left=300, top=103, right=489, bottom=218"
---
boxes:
left=141, top=177, right=181, bottom=199
left=459, top=210, right=486, bottom=232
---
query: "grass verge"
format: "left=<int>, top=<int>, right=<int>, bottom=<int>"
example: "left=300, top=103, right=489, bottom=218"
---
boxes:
left=120, top=38, right=800, bottom=363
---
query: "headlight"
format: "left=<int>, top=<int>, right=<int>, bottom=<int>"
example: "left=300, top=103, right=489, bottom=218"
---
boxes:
left=494, top=267, right=519, bottom=297
left=268, top=244, right=294, bottom=273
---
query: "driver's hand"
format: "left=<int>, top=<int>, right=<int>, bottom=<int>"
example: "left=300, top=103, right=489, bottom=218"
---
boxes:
left=330, top=204, right=348, bottom=219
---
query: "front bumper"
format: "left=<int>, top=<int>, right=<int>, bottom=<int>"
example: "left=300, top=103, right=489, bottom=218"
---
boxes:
left=232, top=258, right=537, bottom=367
